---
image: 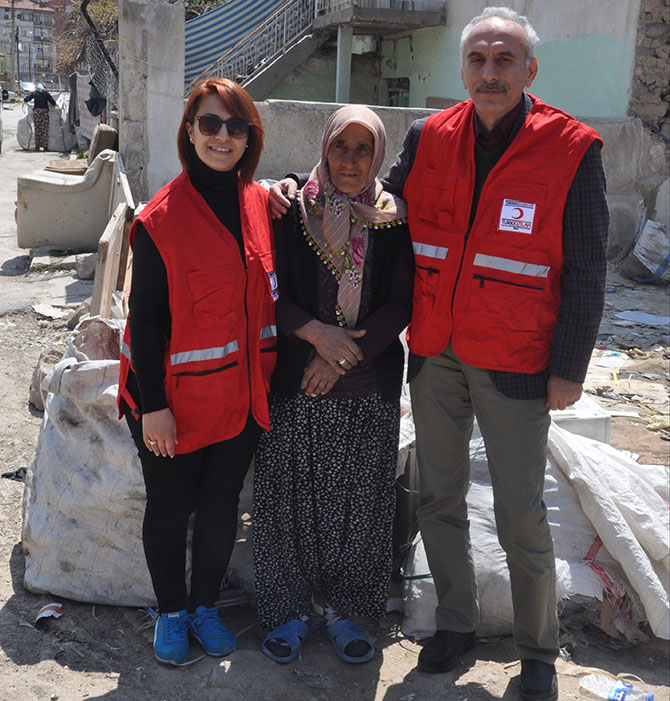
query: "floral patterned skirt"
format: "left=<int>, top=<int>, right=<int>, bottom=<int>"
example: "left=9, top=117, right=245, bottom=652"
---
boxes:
left=33, top=109, right=49, bottom=149
left=253, top=392, right=399, bottom=629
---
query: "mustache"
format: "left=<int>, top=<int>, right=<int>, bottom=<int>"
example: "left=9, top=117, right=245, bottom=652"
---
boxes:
left=475, top=81, right=507, bottom=93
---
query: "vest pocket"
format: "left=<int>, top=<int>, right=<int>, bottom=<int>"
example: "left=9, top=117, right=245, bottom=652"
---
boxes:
left=417, top=169, right=457, bottom=226
left=469, top=273, right=543, bottom=332
left=414, top=263, right=440, bottom=302
left=187, top=266, right=238, bottom=319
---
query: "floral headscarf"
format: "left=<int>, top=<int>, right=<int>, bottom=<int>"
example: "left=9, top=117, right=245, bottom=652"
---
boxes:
left=298, top=105, right=407, bottom=327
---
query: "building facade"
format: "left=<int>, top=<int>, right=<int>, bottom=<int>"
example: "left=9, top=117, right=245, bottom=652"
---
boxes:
left=0, top=0, right=57, bottom=88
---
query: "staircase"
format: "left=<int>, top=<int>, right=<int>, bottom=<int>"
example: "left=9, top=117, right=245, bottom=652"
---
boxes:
left=184, top=0, right=446, bottom=99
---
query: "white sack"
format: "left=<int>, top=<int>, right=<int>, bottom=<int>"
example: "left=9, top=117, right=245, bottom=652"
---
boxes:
left=548, top=423, right=670, bottom=640
left=402, top=424, right=650, bottom=641
left=21, top=317, right=156, bottom=606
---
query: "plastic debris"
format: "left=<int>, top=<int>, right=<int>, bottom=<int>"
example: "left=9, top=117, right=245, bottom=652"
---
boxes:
left=34, top=602, right=64, bottom=625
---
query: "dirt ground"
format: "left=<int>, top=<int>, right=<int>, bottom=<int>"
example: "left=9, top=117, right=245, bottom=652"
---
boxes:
left=0, top=103, right=668, bottom=700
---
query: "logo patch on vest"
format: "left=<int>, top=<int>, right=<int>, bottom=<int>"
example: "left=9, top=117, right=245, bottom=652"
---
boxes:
left=268, top=270, right=279, bottom=301
left=499, top=199, right=536, bottom=234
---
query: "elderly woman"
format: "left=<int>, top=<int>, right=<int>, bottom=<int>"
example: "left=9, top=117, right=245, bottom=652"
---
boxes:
left=117, top=78, right=276, bottom=666
left=254, top=105, right=413, bottom=664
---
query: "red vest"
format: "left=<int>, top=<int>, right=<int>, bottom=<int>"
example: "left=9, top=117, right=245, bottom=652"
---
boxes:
left=404, top=95, right=601, bottom=373
left=117, top=171, right=277, bottom=453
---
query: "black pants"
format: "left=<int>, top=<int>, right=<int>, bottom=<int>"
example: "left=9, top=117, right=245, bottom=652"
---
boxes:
left=126, top=411, right=260, bottom=613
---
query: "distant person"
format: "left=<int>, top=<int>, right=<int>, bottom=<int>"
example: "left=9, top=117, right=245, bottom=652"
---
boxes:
left=254, top=105, right=413, bottom=665
left=117, top=78, right=276, bottom=666
left=23, top=84, right=56, bottom=151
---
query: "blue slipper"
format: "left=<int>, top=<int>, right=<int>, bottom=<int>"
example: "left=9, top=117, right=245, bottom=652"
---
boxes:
left=322, top=619, right=374, bottom=664
left=261, top=618, right=314, bottom=663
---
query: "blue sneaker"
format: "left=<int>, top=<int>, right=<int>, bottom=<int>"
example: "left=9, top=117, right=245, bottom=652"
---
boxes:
left=190, top=605, right=237, bottom=657
left=153, top=609, right=190, bottom=665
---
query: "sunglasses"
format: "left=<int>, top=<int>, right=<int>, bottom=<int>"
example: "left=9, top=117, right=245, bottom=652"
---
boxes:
left=195, top=114, right=251, bottom=139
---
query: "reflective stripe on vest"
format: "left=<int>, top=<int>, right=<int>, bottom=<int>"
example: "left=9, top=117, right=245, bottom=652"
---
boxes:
left=259, top=324, right=277, bottom=340
left=170, top=340, right=239, bottom=367
left=473, top=253, right=550, bottom=279
left=121, top=341, right=130, bottom=360
left=413, top=241, right=448, bottom=260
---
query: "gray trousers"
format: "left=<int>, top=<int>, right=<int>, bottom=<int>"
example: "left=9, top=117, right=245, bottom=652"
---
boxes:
left=411, top=344, right=559, bottom=663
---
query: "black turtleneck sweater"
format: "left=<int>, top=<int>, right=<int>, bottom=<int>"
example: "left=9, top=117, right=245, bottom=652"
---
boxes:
left=126, top=158, right=244, bottom=413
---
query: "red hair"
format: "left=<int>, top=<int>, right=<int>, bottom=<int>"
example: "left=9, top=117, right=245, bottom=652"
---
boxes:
left=177, top=78, right=264, bottom=185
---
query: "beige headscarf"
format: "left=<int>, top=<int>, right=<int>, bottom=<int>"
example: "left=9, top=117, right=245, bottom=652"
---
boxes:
left=298, top=105, right=407, bottom=327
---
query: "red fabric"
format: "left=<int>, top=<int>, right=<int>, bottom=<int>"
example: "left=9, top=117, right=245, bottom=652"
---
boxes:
left=118, top=172, right=276, bottom=453
left=403, top=95, right=601, bottom=372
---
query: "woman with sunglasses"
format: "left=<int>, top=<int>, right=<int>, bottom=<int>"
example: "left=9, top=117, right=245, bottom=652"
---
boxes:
left=117, top=78, right=277, bottom=666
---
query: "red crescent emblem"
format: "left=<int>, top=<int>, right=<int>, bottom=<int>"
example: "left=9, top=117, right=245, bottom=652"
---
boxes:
left=513, top=207, right=524, bottom=219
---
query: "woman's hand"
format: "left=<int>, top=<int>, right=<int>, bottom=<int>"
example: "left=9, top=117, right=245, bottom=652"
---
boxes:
left=142, top=408, right=178, bottom=458
left=293, top=319, right=366, bottom=373
left=269, top=178, right=298, bottom=219
left=301, top=355, right=340, bottom=396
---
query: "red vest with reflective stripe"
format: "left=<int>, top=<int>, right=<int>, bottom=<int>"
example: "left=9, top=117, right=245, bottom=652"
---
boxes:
left=404, top=95, right=601, bottom=373
left=117, top=171, right=277, bottom=453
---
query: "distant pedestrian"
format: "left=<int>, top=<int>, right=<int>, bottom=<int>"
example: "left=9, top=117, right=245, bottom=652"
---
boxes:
left=23, top=84, right=56, bottom=151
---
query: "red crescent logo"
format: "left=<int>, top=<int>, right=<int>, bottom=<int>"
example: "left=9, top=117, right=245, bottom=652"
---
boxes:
left=513, top=207, right=524, bottom=219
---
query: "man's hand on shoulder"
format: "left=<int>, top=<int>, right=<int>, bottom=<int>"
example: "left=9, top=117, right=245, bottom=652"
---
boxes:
left=546, top=375, right=583, bottom=411
left=269, top=178, right=297, bottom=219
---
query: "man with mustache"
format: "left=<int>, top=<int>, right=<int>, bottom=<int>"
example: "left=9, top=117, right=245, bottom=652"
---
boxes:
left=270, top=7, right=607, bottom=698
left=386, top=7, right=608, bottom=700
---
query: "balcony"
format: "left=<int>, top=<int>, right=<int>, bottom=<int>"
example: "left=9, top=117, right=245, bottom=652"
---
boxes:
left=313, top=0, right=446, bottom=35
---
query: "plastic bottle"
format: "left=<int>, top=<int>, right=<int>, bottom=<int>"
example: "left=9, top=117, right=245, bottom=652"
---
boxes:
left=579, top=673, right=654, bottom=700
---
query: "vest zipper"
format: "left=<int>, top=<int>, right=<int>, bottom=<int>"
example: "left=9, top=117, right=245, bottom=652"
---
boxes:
left=449, top=223, right=473, bottom=316
left=416, top=263, right=440, bottom=277
left=473, top=273, right=543, bottom=291
left=174, top=360, right=239, bottom=387
left=243, top=261, right=252, bottom=414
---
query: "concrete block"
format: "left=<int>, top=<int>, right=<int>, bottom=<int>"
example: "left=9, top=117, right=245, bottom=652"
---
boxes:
left=606, top=193, right=646, bottom=261
left=582, top=117, right=643, bottom=195
left=76, top=252, right=97, bottom=280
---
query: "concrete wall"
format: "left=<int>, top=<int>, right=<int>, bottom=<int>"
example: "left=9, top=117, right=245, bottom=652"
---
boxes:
left=118, top=0, right=184, bottom=202
left=380, top=0, right=641, bottom=118
left=255, top=100, right=433, bottom=180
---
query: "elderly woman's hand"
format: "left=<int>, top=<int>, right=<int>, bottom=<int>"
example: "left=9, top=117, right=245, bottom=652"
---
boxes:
left=269, top=178, right=298, bottom=219
left=301, top=355, right=340, bottom=396
left=293, top=319, right=366, bottom=373
left=142, top=408, right=178, bottom=458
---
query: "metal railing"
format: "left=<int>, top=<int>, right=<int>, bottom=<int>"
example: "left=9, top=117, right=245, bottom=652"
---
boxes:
left=185, top=0, right=445, bottom=95
left=316, top=0, right=445, bottom=11
left=185, top=0, right=316, bottom=95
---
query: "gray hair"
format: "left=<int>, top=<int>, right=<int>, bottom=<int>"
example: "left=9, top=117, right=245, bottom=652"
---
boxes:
left=460, top=6, right=540, bottom=67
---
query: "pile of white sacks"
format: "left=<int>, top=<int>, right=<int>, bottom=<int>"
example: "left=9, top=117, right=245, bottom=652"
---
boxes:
left=21, top=317, right=669, bottom=642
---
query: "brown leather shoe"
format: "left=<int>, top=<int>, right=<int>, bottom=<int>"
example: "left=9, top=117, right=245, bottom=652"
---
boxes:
left=416, top=629, right=476, bottom=673
left=519, top=659, right=558, bottom=700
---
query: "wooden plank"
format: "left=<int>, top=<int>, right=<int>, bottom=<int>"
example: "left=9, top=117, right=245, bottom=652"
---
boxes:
left=108, top=154, right=136, bottom=215
left=90, top=202, right=127, bottom=318
left=115, top=205, right=135, bottom=294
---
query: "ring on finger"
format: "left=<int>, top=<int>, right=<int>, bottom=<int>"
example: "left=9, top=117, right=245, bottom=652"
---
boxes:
left=147, top=438, right=157, bottom=445
left=337, top=357, right=347, bottom=366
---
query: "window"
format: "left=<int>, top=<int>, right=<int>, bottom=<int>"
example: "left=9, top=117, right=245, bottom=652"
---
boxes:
left=386, top=77, right=410, bottom=107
